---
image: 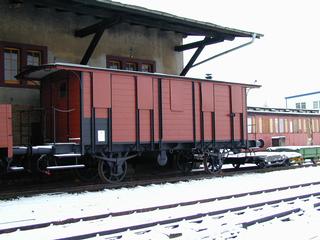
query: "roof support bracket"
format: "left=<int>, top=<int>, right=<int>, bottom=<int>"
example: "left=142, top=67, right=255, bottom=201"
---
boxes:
left=180, top=37, right=209, bottom=76
left=79, top=18, right=121, bottom=65
left=80, top=27, right=105, bottom=65
left=75, top=17, right=121, bottom=38
left=191, top=33, right=256, bottom=68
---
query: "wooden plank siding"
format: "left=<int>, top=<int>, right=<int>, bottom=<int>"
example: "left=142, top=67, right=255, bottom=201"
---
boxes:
left=0, top=104, right=13, bottom=158
left=40, top=65, right=249, bottom=147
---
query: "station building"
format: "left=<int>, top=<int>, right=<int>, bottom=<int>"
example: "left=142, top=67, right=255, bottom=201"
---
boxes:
left=0, top=0, right=261, bottom=145
left=285, top=91, right=320, bottom=110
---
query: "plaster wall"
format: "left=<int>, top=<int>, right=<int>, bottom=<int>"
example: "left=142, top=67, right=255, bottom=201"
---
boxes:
left=0, top=1, right=184, bottom=106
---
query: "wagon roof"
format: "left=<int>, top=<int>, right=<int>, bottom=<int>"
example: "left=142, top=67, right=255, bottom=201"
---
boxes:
left=32, top=0, right=263, bottom=39
left=17, top=63, right=260, bottom=88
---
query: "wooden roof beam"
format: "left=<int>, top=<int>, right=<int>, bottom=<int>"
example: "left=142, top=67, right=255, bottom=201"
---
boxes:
left=123, top=15, right=219, bottom=36
left=75, top=17, right=121, bottom=37
left=174, top=36, right=228, bottom=52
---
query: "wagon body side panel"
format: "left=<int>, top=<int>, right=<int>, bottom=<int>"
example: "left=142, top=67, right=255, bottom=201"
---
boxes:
left=194, top=82, right=201, bottom=142
left=231, top=85, right=244, bottom=141
left=68, top=72, right=81, bottom=142
left=111, top=74, right=136, bottom=143
left=162, top=79, right=193, bottom=142
left=201, top=81, right=214, bottom=142
left=153, top=78, right=159, bottom=143
left=214, top=84, right=231, bottom=141
left=81, top=71, right=92, bottom=146
left=137, top=75, right=154, bottom=143
left=0, top=104, right=13, bottom=158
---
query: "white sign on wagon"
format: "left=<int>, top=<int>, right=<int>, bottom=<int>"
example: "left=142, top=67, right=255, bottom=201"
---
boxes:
left=97, top=130, right=106, bottom=142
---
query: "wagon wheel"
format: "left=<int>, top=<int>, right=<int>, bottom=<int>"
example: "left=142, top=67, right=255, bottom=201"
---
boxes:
left=311, top=157, right=318, bottom=165
left=175, top=151, right=194, bottom=173
left=257, top=160, right=266, bottom=169
left=98, top=158, right=128, bottom=183
left=282, top=159, right=291, bottom=167
left=204, top=153, right=223, bottom=174
left=0, top=157, right=7, bottom=176
left=74, top=156, right=99, bottom=182
left=232, top=163, right=241, bottom=169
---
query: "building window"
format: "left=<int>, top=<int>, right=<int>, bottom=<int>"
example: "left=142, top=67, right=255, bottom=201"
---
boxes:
left=293, top=119, right=299, bottom=133
left=296, top=102, right=306, bottom=109
left=248, top=117, right=257, bottom=134
left=313, top=101, right=319, bottom=109
left=279, top=118, right=284, bottom=133
left=269, top=119, right=273, bottom=133
left=106, top=55, right=155, bottom=73
left=247, top=117, right=252, bottom=134
left=289, top=120, right=293, bottom=133
left=298, top=119, right=302, bottom=132
left=141, top=63, right=153, bottom=72
left=27, top=50, right=41, bottom=66
left=303, top=119, right=307, bottom=133
left=124, top=62, right=137, bottom=71
left=284, top=119, right=288, bottom=133
left=4, top=48, right=20, bottom=84
left=274, top=118, right=279, bottom=133
left=1, top=41, right=47, bottom=88
left=258, top=117, right=263, bottom=134
left=107, top=60, right=121, bottom=69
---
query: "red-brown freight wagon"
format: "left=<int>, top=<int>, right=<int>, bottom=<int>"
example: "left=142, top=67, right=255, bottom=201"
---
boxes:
left=1, top=63, right=259, bottom=182
left=247, top=107, right=320, bottom=148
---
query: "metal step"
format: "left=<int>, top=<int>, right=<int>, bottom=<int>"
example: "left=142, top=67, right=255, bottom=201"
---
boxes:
left=46, top=164, right=85, bottom=170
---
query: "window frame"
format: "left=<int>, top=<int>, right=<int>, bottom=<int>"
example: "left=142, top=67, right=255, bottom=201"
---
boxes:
left=247, top=117, right=252, bottom=134
left=4, top=47, right=20, bottom=85
left=0, top=41, right=47, bottom=88
left=106, top=55, right=156, bottom=73
left=313, top=101, right=319, bottom=109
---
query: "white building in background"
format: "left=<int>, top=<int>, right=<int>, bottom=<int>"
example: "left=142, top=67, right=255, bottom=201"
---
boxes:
left=285, top=91, right=320, bottom=110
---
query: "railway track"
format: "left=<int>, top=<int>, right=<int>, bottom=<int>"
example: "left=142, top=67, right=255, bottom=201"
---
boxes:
left=1, top=181, right=319, bottom=239
left=0, top=163, right=318, bottom=200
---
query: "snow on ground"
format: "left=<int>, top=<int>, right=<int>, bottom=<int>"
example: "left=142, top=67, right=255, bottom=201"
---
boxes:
left=1, top=166, right=320, bottom=239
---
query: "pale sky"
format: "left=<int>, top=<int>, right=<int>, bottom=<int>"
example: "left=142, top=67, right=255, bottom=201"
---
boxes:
left=116, top=0, right=320, bottom=108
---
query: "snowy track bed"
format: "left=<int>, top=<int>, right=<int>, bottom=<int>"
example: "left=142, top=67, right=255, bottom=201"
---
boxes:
left=1, top=167, right=320, bottom=239
left=1, top=182, right=320, bottom=239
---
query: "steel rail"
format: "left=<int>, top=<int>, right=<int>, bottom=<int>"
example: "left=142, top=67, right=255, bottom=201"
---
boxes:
left=57, top=191, right=320, bottom=240
left=1, top=181, right=320, bottom=235
left=1, top=162, right=317, bottom=200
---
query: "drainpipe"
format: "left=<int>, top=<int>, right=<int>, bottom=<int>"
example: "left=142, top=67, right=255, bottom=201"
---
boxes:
left=191, top=33, right=257, bottom=68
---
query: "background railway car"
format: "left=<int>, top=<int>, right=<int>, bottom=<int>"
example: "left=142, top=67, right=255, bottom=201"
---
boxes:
left=247, top=106, right=320, bottom=148
left=0, top=63, right=258, bottom=182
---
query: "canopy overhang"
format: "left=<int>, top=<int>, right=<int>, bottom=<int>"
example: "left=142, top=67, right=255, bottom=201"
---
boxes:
left=20, top=0, right=263, bottom=75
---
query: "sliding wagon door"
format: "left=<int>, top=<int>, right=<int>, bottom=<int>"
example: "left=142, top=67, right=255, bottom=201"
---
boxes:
left=162, top=79, right=193, bottom=142
left=111, top=74, right=136, bottom=143
left=214, top=85, right=231, bottom=141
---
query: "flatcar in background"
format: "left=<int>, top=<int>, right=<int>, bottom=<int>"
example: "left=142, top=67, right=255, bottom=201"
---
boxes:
left=0, top=63, right=260, bottom=183
left=247, top=106, right=320, bottom=148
